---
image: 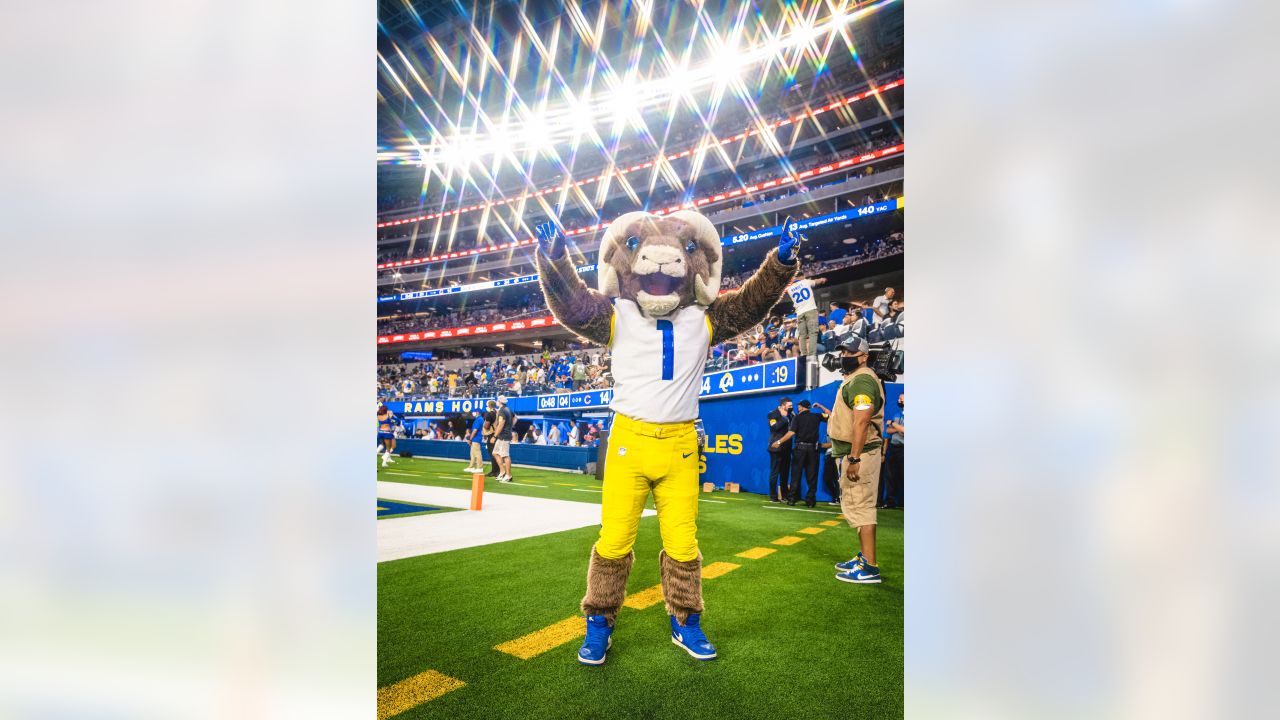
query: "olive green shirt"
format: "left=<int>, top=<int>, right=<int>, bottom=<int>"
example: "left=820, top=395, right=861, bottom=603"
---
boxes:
left=829, top=373, right=884, bottom=458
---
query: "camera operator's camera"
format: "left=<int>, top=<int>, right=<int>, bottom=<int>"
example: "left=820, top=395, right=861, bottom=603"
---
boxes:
left=821, top=348, right=903, bottom=382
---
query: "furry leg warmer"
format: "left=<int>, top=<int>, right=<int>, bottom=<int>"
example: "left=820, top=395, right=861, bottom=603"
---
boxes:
left=581, top=544, right=634, bottom=625
left=659, top=550, right=704, bottom=625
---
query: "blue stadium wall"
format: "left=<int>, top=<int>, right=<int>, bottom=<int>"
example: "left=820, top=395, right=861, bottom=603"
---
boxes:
left=391, top=379, right=904, bottom=500
left=697, top=380, right=903, bottom=500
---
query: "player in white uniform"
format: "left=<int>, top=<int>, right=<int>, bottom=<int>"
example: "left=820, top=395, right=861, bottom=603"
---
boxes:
left=534, top=210, right=802, bottom=665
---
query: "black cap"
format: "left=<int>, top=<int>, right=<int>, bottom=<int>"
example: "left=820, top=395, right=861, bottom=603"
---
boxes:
left=837, top=337, right=869, bottom=353
left=798, top=400, right=811, bottom=409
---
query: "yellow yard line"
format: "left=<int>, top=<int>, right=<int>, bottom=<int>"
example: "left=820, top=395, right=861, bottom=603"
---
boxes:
left=735, top=547, right=776, bottom=560
left=623, top=584, right=665, bottom=610
left=701, top=561, right=740, bottom=579
left=796, top=527, right=826, bottom=535
left=819, top=519, right=842, bottom=527
left=377, top=670, right=465, bottom=720
left=771, top=535, right=804, bottom=546
left=497, top=555, right=746, bottom=659
left=494, top=615, right=583, bottom=660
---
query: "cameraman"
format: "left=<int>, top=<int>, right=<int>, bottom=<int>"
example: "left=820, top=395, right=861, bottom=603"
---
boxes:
left=827, top=338, right=886, bottom=584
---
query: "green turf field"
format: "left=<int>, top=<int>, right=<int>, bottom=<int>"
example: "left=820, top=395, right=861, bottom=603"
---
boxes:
left=377, top=457, right=903, bottom=719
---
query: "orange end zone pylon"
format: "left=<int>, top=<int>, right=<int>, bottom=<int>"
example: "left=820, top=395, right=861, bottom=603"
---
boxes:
left=470, top=471, right=484, bottom=510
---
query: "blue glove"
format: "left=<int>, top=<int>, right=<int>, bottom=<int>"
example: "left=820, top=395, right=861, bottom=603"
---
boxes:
left=778, top=215, right=804, bottom=264
left=534, top=220, right=566, bottom=259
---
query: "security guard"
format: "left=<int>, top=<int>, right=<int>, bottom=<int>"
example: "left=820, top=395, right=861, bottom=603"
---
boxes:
left=788, top=399, right=829, bottom=507
left=827, top=338, right=886, bottom=584
left=766, top=397, right=795, bottom=503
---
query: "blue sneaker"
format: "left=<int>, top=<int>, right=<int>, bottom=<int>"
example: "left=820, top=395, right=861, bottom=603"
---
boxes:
left=835, top=552, right=865, bottom=571
left=577, top=615, right=613, bottom=665
left=670, top=614, right=717, bottom=660
left=836, top=562, right=882, bottom=584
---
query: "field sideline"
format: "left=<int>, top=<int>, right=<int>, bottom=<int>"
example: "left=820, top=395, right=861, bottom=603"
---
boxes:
left=377, top=458, right=903, bottom=719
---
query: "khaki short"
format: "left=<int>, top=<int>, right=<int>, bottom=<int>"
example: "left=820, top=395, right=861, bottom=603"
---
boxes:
left=493, top=439, right=511, bottom=457
left=838, top=447, right=883, bottom=527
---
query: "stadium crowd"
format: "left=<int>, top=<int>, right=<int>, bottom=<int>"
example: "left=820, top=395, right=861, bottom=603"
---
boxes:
left=376, top=135, right=901, bottom=260
left=377, top=284, right=904, bottom=403
left=377, top=231, right=903, bottom=336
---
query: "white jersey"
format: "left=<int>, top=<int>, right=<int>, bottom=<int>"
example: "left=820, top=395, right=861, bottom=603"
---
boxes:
left=786, top=279, right=818, bottom=315
left=609, top=300, right=711, bottom=423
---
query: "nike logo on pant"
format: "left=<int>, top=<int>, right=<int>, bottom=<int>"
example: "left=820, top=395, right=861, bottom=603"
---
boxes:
left=682, top=452, right=693, bottom=458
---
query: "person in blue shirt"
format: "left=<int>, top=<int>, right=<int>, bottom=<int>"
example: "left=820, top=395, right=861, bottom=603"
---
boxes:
left=881, top=393, right=904, bottom=509
left=377, top=404, right=398, bottom=467
left=463, top=410, right=486, bottom=473
left=827, top=301, right=847, bottom=327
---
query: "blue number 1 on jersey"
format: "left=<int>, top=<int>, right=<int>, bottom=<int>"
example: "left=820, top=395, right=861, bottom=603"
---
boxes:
left=657, top=319, right=674, bottom=380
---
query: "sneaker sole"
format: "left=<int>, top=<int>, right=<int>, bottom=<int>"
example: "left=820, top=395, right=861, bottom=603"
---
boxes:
left=835, top=573, right=881, bottom=584
left=671, top=636, right=717, bottom=660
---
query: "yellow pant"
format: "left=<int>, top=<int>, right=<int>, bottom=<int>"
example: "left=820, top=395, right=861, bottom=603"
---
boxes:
left=596, top=414, right=701, bottom=563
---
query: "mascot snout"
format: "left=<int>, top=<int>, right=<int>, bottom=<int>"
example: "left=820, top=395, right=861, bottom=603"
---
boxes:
left=633, top=244, right=687, bottom=302
left=598, top=210, right=723, bottom=319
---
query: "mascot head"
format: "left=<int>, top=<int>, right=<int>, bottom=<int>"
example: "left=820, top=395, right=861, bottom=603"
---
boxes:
left=597, top=210, right=723, bottom=317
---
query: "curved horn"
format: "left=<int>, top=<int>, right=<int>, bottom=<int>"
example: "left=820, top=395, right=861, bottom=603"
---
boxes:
left=598, top=262, right=620, bottom=297
left=695, top=271, right=720, bottom=305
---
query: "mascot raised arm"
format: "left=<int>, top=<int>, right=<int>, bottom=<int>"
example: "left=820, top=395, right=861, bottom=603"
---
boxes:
left=534, top=210, right=803, bottom=665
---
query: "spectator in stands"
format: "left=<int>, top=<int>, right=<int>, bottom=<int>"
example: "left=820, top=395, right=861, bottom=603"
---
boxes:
left=871, top=287, right=896, bottom=326
left=572, top=356, right=588, bottom=391
left=845, top=310, right=871, bottom=343
left=828, top=301, right=848, bottom=327
left=819, top=320, right=841, bottom=354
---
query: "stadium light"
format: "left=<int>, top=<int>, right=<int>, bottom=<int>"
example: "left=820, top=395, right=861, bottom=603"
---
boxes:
left=711, top=44, right=744, bottom=85
left=382, top=0, right=899, bottom=166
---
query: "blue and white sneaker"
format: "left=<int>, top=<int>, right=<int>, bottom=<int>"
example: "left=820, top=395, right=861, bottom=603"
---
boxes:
left=670, top=614, right=717, bottom=660
left=577, top=615, right=613, bottom=665
left=836, top=562, right=882, bottom=584
left=835, top=552, right=865, bottom=572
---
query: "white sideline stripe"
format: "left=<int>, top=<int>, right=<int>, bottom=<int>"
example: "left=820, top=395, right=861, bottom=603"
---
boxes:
left=400, top=455, right=588, bottom=474
left=377, top=481, right=654, bottom=561
left=385, top=471, right=420, bottom=477
left=507, top=482, right=548, bottom=487
left=762, top=505, right=842, bottom=515
left=699, top=499, right=727, bottom=504
left=570, top=488, right=602, bottom=493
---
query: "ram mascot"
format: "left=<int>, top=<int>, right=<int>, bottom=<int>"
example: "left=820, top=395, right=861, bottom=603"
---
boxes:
left=534, top=210, right=803, bottom=664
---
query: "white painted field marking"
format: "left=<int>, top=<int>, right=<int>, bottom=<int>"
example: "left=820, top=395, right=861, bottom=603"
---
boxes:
left=570, top=488, right=602, bottom=493
left=699, top=499, right=727, bottom=504
left=385, top=471, right=420, bottom=477
left=761, top=505, right=842, bottom=515
left=377, top=481, right=653, bottom=562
